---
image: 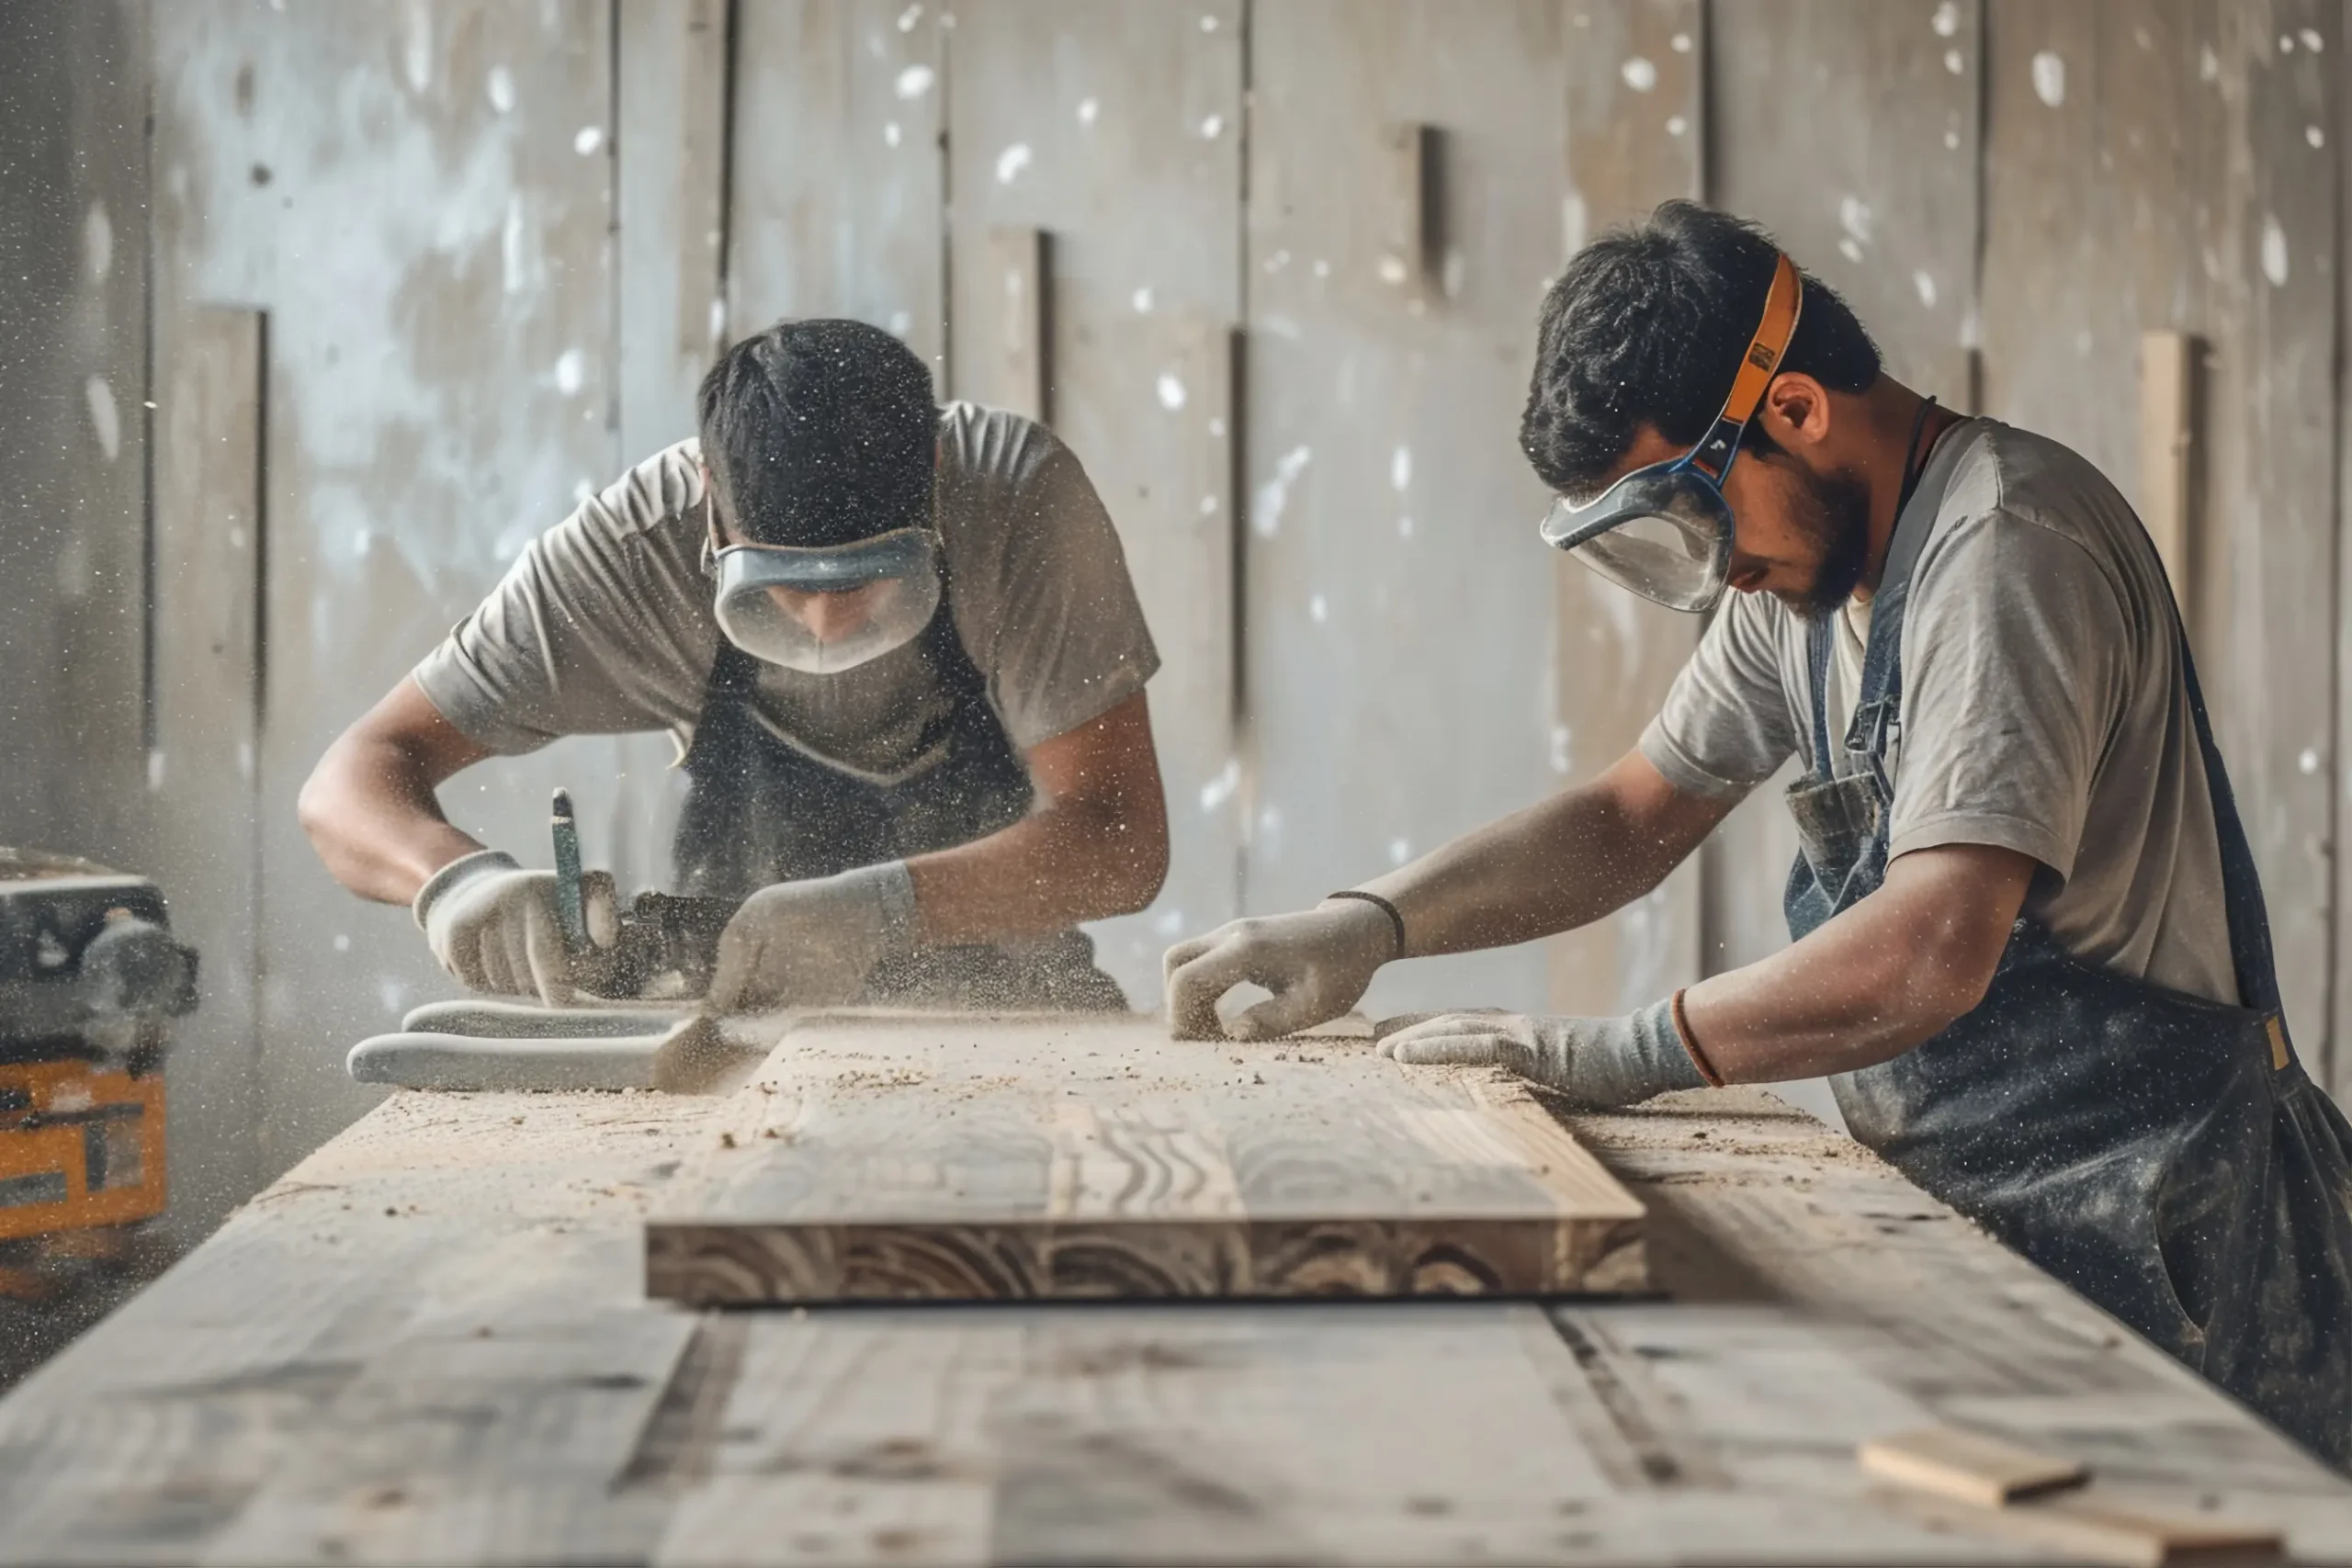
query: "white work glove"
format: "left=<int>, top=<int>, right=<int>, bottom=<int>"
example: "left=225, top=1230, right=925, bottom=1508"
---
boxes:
left=706, top=861, right=918, bottom=1014
left=413, top=850, right=616, bottom=1006
left=1162, top=898, right=1400, bottom=1041
left=1376, top=1000, right=1706, bottom=1110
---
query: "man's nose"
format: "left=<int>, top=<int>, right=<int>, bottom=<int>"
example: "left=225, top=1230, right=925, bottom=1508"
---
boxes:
left=779, top=586, right=868, bottom=641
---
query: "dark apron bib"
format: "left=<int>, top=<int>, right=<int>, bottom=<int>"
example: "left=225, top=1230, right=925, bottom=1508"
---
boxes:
left=671, top=585, right=1127, bottom=1013
left=1782, top=457, right=2352, bottom=1466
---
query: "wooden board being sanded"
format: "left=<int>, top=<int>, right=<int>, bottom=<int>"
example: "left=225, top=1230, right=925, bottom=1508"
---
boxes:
left=644, top=1012, right=1647, bottom=1304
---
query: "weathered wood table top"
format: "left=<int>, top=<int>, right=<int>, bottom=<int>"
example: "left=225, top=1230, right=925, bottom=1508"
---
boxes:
left=0, top=1011, right=2347, bottom=1566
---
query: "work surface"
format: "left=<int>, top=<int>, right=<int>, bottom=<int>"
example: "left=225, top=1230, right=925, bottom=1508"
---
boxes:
left=2, top=1013, right=2350, bottom=1566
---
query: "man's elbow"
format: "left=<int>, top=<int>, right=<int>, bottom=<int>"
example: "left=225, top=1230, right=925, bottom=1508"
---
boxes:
left=295, top=746, right=347, bottom=854
left=1111, top=799, right=1171, bottom=916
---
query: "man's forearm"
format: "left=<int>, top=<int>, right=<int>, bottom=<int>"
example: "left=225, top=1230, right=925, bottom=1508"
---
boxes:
left=300, top=737, right=486, bottom=906
left=1355, top=750, right=1729, bottom=959
left=908, top=796, right=1168, bottom=946
left=1679, top=841, right=2035, bottom=1082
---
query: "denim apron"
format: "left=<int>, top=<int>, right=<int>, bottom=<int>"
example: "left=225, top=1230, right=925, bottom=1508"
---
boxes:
left=1782, top=453, right=2352, bottom=1465
left=671, top=576, right=1128, bottom=1013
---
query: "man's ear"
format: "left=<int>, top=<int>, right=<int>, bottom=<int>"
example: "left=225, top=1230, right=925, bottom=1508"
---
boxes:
left=1755, top=371, right=1833, bottom=452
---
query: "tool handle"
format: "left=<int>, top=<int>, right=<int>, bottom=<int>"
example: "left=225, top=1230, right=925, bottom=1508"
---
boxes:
left=549, top=788, right=588, bottom=953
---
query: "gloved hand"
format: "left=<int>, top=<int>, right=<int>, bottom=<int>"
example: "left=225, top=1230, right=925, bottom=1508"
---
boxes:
left=413, top=850, right=616, bottom=1006
left=1162, top=898, right=1400, bottom=1041
left=1374, top=1000, right=1706, bottom=1110
left=706, top=861, right=918, bottom=1014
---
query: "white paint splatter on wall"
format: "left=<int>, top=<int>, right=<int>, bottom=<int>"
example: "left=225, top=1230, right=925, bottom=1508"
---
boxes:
left=1550, top=725, right=1574, bottom=775
left=2261, top=216, right=2290, bottom=287
left=573, top=125, right=604, bottom=155
left=2030, top=51, right=2065, bottom=107
left=1670, top=31, right=1692, bottom=53
left=1620, top=56, right=1657, bottom=93
left=1308, top=592, right=1329, bottom=624
left=1132, top=285, right=1154, bottom=313
left=1387, top=838, right=1411, bottom=866
left=84, top=375, right=119, bottom=462
left=1077, top=96, right=1099, bottom=126
left=1666, top=115, right=1688, bottom=138
left=1914, top=270, right=1938, bottom=309
left=1156, top=371, right=1188, bottom=411
left=1198, top=758, right=1240, bottom=812
left=1390, top=445, right=1412, bottom=492
left=1943, top=48, right=1963, bottom=75
left=486, top=65, right=514, bottom=114
left=554, top=348, right=585, bottom=396
left=995, top=142, right=1032, bottom=183
left=1931, top=2, right=1960, bottom=38
left=2199, top=45, right=2219, bottom=82
left=402, top=1, right=431, bottom=92
left=2309, top=126, right=2327, bottom=150
left=884, top=121, right=901, bottom=147
left=2301, top=28, right=2324, bottom=51
left=895, top=63, right=935, bottom=100
left=1252, top=446, right=1313, bottom=536
left=1199, top=113, right=1225, bottom=140
left=898, top=4, right=923, bottom=32
left=84, top=203, right=111, bottom=279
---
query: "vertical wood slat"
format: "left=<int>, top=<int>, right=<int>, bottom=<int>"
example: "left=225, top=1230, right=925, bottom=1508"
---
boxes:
left=149, top=305, right=266, bottom=1245
left=617, top=0, right=730, bottom=457
left=728, top=0, right=946, bottom=380
left=970, top=225, right=1053, bottom=426
left=1243, top=0, right=1583, bottom=1019
left=946, top=0, right=1244, bottom=1002
left=1553, top=0, right=1704, bottom=1017
left=2139, top=329, right=2197, bottom=606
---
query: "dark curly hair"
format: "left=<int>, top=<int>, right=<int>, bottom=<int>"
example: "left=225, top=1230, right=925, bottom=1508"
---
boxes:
left=696, top=318, right=937, bottom=547
left=1521, top=200, right=1882, bottom=501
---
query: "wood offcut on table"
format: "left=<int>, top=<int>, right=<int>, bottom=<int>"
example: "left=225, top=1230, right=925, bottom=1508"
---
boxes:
left=645, top=1013, right=1648, bottom=1304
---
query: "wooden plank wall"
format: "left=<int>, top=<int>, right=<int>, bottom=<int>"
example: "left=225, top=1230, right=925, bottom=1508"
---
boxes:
left=150, top=1, right=624, bottom=1168
left=946, top=0, right=1247, bottom=999
left=13, top=0, right=2346, bottom=1233
left=0, top=0, right=150, bottom=861
left=1244, top=0, right=1589, bottom=1019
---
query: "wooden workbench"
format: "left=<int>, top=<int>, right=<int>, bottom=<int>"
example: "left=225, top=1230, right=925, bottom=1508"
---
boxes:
left=0, top=1014, right=2347, bottom=1566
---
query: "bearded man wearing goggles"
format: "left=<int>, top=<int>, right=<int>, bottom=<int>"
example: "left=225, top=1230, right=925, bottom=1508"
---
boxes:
left=1166, top=201, right=2352, bottom=1461
left=303, top=318, right=1167, bottom=1014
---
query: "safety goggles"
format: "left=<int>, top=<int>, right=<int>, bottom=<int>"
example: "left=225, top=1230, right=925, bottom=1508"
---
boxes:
left=1538, top=252, right=1804, bottom=613
left=707, top=498, right=944, bottom=675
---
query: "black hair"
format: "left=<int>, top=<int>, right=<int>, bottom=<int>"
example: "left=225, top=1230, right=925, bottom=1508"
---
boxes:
left=1520, top=200, right=1882, bottom=500
left=695, top=318, right=937, bottom=547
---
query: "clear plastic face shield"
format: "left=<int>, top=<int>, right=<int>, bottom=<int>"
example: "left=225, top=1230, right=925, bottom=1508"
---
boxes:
left=1537, top=253, right=1804, bottom=613
left=707, top=497, right=944, bottom=675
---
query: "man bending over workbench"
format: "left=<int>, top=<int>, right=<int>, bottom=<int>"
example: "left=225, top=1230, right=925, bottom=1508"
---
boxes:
left=1166, top=201, right=2352, bottom=1464
left=303, top=318, right=1168, bottom=1015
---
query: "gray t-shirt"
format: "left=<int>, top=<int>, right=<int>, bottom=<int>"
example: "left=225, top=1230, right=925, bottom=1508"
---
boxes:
left=1640, top=418, right=2237, bottom=1005
left=415, top=403, right=1160, bottom=784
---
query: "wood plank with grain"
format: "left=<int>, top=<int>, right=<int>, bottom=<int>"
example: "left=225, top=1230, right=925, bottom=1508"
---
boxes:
left=644, top=1014, right=1646, bottom=1304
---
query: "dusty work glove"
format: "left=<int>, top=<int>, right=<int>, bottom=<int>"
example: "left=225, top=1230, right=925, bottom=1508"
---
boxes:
left=413, top=849, right=616, bottom=1006
left=706, top=861, right=918, bottom=1014
left=1375, top=1001, right=1706, bottom=1110
left=1162, top=898, right=1399, bottom=1041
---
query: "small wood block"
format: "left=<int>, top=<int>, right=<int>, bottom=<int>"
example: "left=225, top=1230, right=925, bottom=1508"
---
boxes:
left=1859, top=1424, right=2088, bottom=1507
left=1891, top=1486, right=2284, bottom=1568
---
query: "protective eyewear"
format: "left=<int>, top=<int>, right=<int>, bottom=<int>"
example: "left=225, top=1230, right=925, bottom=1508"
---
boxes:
left=707, top=499, right=944, bottom=675
left=1538, top=252, right=1804, bottom=613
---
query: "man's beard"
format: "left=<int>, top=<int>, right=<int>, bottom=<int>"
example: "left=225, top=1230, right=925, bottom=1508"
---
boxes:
left=1778, top=468, right=1874, bottom=622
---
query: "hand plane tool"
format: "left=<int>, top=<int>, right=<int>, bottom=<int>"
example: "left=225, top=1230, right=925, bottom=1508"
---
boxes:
left=544, top=788, right=737, bottom=1001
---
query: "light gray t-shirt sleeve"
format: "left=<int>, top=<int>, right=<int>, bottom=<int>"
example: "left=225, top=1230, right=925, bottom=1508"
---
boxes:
left=413, top=445, right=715, bottom=753
left=948, top=433, right=1160, bottom=750
left=1640, top=591, right=1803, bottom=797
left=1885, top=510, right=2126, bottom=880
